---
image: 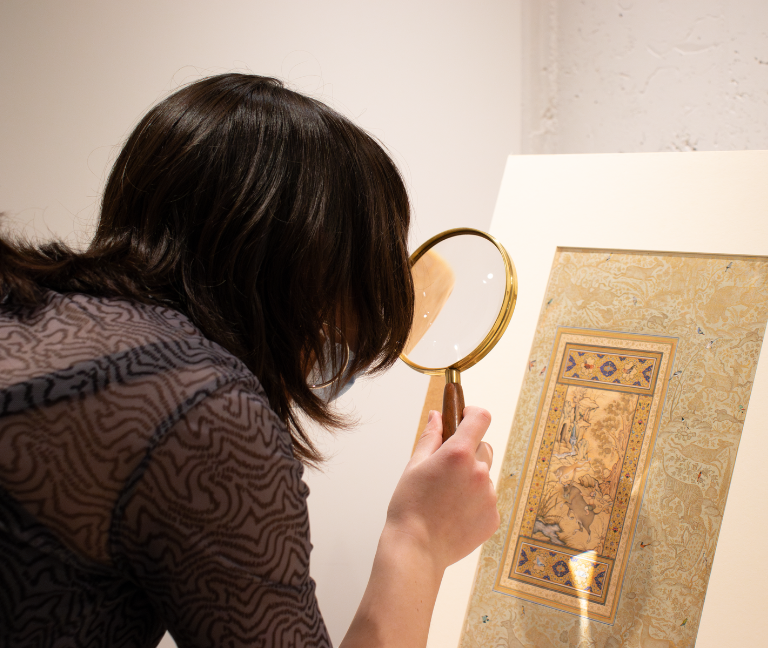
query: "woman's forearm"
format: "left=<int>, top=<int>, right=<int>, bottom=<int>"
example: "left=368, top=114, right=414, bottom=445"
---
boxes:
left=340, top=524, right=444, bottom=648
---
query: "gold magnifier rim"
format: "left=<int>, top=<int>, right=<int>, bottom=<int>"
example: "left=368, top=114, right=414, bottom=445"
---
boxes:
left=400, top=227, right=518, bottom=376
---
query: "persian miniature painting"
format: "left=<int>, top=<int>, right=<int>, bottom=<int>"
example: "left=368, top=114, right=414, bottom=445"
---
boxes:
left=496, top=329, right=675, bottom=624
left=461, top=248, right=768, bottom=648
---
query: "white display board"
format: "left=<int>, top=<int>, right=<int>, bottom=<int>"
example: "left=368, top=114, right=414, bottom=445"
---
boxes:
left=429, top=151, right=768, bottom=647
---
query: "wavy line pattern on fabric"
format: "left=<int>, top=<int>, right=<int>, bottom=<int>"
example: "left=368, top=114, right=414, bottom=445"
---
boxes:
left=0, top=292, right=330, bottom=647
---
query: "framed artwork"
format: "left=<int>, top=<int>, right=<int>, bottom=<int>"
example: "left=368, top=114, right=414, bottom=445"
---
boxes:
left=460, top=247, right=768, bottom=647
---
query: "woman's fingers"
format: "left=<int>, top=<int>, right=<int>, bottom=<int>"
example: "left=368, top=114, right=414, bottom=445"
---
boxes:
left=411, top=410, right=443, bottom=462
left=414, top=407, right=494, bottom=473
left=445, top=405, right=492, bottom=452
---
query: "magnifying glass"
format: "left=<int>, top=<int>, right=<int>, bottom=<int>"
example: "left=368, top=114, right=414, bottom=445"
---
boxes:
left=400, top=228, right=518, bottom=443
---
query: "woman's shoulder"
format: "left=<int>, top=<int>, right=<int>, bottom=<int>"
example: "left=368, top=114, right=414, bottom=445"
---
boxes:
left=0, top=290, right=260, bottom=397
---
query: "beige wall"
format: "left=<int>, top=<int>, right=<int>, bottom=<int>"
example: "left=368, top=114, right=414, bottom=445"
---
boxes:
left=0, top=2, right=522, bottom=645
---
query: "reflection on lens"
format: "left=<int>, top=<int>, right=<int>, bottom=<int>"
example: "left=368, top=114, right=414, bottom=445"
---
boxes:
left=404, top=234, right=507, bottom=370
left=404, top=249, right=455, bottom=357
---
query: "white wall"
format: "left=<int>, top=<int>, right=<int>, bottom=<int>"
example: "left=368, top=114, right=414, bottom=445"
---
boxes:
left=523, top=0, right=768, bottom=154
left=0, top=0, right=521, bottom=244
left=0, top=2, right=522, bottom=645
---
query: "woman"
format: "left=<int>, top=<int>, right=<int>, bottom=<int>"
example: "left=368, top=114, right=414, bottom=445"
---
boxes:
left=0, top=74, right=498, bottom=647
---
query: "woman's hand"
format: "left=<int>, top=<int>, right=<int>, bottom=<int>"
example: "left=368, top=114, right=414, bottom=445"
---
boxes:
left=385, top=407, right=500, bottom=570
left=341, top=407, right=498, bottom=648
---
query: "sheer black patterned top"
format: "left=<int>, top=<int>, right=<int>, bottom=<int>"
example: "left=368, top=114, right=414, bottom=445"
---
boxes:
left=0, top=291, right=331, bottom=647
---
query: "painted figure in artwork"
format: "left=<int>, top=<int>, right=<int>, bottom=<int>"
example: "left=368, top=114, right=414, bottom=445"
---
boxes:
left=555, top=389, right=598, bottom=460
left=557, top=400, right=574, bottom=447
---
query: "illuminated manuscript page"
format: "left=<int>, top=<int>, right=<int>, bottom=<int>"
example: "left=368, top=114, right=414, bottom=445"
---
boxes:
left=461, top=248, right=768, bottom=648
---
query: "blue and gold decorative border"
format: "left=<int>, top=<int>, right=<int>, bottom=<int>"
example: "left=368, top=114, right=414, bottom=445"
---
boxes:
left=510, top=536, right=614, bottom=605
left=559, top=344, right=663, bottom=394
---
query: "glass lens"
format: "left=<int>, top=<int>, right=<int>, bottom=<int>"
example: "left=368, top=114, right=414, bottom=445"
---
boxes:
left=403, top=234, right=506, bottom=370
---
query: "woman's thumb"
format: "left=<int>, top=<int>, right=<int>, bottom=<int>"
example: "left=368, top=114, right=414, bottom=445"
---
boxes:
left=411, top=410, right=443, bottom=461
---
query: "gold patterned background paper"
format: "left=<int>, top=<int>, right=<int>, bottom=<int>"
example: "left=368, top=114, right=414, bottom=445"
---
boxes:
left=461, top=248, right=768, bottom=648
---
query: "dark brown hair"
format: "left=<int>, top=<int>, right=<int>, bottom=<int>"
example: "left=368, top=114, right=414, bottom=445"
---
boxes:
left=0, top=73, right=414, bottom=464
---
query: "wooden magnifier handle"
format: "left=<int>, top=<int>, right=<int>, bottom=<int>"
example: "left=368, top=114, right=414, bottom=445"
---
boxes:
left=442, top=368, right=465, bottom=443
